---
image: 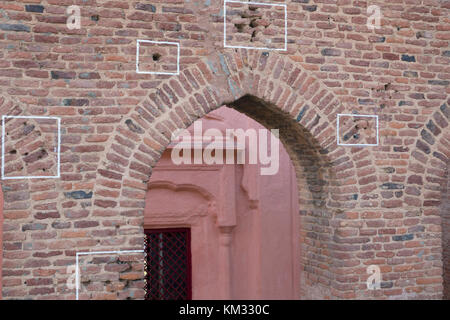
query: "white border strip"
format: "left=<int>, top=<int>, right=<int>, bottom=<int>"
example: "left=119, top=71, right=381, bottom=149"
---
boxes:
left=336, top=114, right=379, bottom=147
left=1, top=115, right=61, bottom=180
left=75, top=249, right=145, bottom=300
left=224, top=0, right=287, bottom=51
left=136, top=40, right=180, bottom=75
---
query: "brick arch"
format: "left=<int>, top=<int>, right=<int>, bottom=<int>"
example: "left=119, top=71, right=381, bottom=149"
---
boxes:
left=404, top=104, right=450, bottom=206
left=91, top=49, right=380, bottom=299
left=94, top=49, right=378, bottom=208
left=403, top=104, right=450, bottom=299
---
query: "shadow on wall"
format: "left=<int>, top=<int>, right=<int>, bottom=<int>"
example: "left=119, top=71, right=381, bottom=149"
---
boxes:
left=229, top=95, right=331, bottom=208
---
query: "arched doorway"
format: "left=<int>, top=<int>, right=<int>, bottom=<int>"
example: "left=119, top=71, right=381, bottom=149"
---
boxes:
left=143, top=106, right=300, bottom=299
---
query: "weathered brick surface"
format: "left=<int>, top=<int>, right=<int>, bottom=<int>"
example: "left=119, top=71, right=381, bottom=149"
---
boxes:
left=443, top=161, right=450, bottom=300
left=0, top=0, right=448, bottom=300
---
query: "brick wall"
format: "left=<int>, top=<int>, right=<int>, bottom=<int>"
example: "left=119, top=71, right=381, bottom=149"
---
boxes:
left=0, top=188, right=3, bottom=299
left=443, top=162, right=450, bottom=300
left=0, top=0, right=449, bottom=299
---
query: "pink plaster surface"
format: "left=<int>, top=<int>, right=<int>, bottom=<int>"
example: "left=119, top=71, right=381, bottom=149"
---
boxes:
left=144, top=106, right=300, bottom=299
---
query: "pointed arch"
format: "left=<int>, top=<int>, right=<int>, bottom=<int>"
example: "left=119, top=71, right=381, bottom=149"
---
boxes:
left=89, top=49, right=381, bottom=298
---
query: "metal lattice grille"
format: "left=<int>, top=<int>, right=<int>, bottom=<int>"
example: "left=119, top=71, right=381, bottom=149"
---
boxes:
left=144, top=228, right=191, bottom=300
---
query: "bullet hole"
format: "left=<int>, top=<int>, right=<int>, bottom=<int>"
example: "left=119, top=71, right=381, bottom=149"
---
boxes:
left=91, top=15, right=100, bottom=21
left=24, top=152, right=28, bottom=156
left=9, top=150, right=17, bottom=154
left=152, top=53, right=161, bottom=61
left=37, top=149, right=47, bottom=159
left=235, top=23, right=245, bottom=32
left=250, top=19, right=258, bottom=28
left=353, top=134, right=360, bottom=139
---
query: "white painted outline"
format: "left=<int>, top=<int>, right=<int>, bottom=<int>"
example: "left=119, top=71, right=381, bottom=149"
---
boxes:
left=75, top=249, right=145, bottom=300
left=136, top=40, right=180, bottom=75
left=224, top=0, right=288, bottom=51
left=336, top=114, right=379, bottom=147
left=1, top=115, right=61, bottom=180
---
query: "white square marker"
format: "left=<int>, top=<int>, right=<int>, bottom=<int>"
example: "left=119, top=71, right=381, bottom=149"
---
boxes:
left=336, top=114, right=379, bottom=146
left=136, top=40, right=180, bottom=75
left=1, top=115, right=61, bottom=179
left=224, top=0, right=287, bottom=51
left=75, top=250, right=145, bottom=300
